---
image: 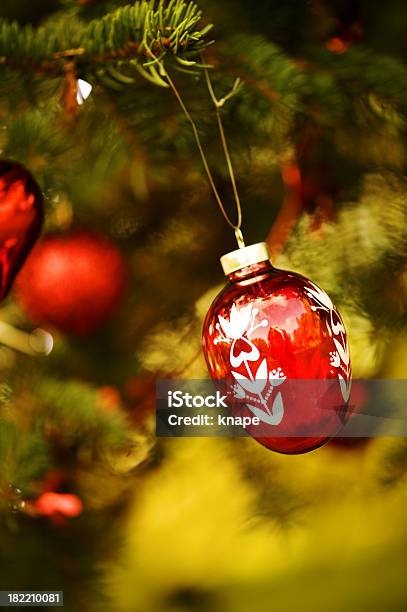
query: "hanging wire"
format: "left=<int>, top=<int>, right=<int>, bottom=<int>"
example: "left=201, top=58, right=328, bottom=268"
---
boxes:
left=201, top=53, right=243, bottom=228
left=155, top=55, right=245, bottom=248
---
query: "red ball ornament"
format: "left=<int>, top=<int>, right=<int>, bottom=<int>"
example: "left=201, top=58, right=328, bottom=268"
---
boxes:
left=0, top=160, right=43, bottom=301
left=15, top=230, right=127, bottom=336
left=31, top=492, right=83, bottom=525
left=202, top=242, right=351, bottom=455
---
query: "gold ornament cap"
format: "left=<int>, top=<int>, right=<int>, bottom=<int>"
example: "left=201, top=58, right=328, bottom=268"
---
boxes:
left=220, top=242, right=270, bottom=275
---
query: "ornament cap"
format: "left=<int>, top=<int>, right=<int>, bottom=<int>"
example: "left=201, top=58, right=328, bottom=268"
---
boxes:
left=220, top=242, right=270, bottom=275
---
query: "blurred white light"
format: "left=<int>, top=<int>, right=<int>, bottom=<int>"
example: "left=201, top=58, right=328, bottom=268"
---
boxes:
left=76, top=79, right=93, bottom=105
left=29, top=328, right=54, bottom=356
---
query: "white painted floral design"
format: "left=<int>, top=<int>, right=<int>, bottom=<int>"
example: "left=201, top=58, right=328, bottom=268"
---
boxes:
left=305, top=281, right=352, bottom=402
left=214, top=304, right=286, bottom=426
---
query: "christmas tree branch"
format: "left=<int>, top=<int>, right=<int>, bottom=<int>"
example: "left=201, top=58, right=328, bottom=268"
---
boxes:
left=0, top=0, right=213, bottom=84
left=34, top=378, right=131, bottom=449
left=220, top=34, right=407, bottom=127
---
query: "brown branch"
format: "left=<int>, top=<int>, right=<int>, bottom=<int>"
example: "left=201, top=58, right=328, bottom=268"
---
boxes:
left=60, top=61, right=80, bottom=118
left=0, top=33, right=189, bottom=77
left=267, top=161, right=303, bottom=256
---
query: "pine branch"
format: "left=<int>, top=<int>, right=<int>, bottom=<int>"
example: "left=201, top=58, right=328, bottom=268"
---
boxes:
left=0, top=383, right=12, bottom=407
left=34, top=378, right=131, bottom=449
left=0, top=0, right=213, bottom=85
left=0, top=419, right=50, bottom=501
left=219, top=34, right=407, bottom=131
left=275, top=171, right=407, bottom=341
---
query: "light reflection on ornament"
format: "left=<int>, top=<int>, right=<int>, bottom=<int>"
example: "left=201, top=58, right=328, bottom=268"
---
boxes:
left=0, top=160, right=43, bottom=301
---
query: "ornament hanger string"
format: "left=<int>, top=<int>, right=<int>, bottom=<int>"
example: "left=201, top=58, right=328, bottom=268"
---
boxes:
left=153, top=53, right=245, bottom=249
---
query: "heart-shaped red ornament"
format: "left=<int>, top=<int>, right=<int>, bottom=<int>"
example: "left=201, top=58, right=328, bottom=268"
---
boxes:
left=0, top=161, right=43, bottom=301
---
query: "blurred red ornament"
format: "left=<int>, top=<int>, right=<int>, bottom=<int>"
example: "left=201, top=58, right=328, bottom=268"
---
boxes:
left=35, top=492, right=83, bottom=518
left=97, top=385, right=121, bottom=412
left=326, top=37, right=348, bottom=54
left=202, top=243, right=351, bottom=455
left=282, top=162, right=302, bottom=189
left=15, top=230, right=127, bottom=335
left=125, top=373, right=157, bottom=424
left=0, top=160, right=43, bottom=301
left=38, top=469, right=65, bottom=493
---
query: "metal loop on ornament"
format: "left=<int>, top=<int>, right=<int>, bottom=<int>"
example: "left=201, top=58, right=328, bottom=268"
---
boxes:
left=235, top=228, right=245, bottom=249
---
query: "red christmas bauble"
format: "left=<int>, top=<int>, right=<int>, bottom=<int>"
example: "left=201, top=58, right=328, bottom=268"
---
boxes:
left=0, top=160, right=43, bottom=301
left=202, top=242, right=351, bottom=455
left=15, top=230, right=127, bottom=336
